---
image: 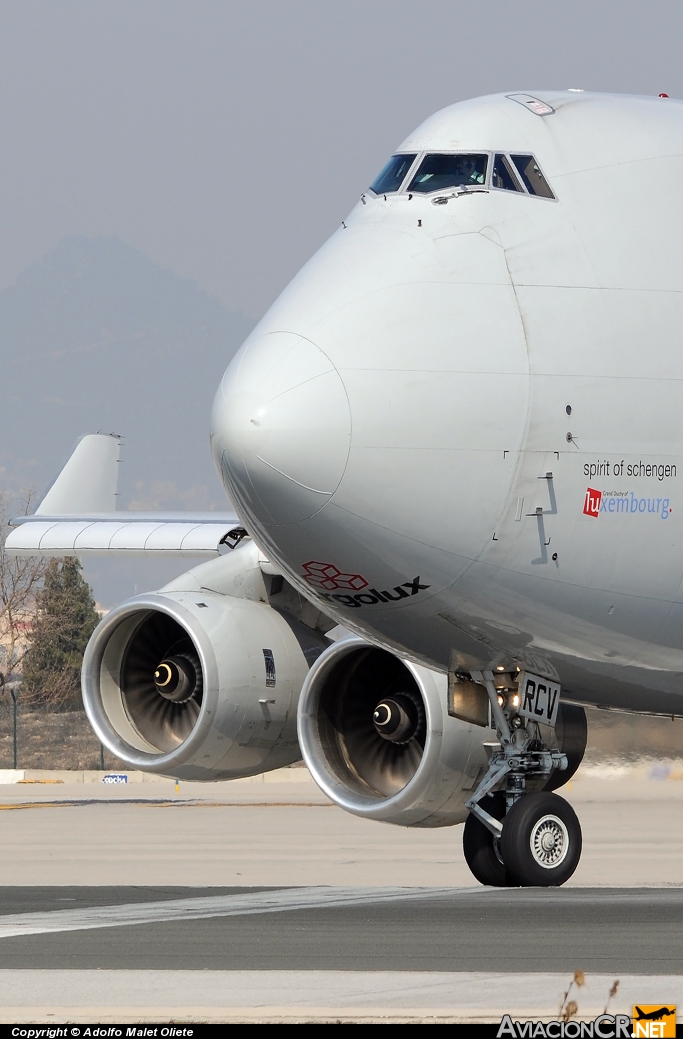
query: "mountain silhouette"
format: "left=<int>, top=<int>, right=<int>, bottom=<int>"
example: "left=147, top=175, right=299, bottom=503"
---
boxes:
left=0, top=235, right=253, bottom=602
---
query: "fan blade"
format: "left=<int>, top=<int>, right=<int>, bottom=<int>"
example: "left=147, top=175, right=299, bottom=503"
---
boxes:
left=120, top=612, right=203, bottom=753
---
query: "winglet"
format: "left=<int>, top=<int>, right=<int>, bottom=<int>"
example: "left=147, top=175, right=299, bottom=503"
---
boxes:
left=35, top=434, right=121, bottom=516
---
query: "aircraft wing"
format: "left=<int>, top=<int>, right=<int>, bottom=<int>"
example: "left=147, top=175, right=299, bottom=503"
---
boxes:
left=5, top=434, right=243, bottom=558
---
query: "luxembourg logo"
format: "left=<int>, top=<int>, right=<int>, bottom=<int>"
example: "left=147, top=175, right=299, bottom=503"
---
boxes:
left=583, top=487, right=602, bottom=517
left=583, top=488, right=672, bottom=519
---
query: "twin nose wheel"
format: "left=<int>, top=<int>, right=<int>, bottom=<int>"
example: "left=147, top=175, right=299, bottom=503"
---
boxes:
left=463, top=791, right=582, bottom=887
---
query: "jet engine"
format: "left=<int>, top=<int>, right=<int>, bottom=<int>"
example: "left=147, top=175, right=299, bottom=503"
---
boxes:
left=297, top=637, right=587, bottom=827
left=82, top=542, right=329, bottom=780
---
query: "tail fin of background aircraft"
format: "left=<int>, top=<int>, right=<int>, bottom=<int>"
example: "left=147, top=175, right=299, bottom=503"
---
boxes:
left=35, top=433, right=121, bottom=516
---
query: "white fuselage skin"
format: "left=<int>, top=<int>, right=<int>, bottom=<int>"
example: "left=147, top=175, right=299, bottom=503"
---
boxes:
left=211, top=91, right=683, bottom=716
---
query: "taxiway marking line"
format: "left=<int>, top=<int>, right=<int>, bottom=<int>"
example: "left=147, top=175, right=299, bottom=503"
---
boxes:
left=0, top=886, right=463, bottom=939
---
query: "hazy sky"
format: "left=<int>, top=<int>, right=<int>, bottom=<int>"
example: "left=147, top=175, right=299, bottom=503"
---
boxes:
left=2, top=1, right=683, bottom=322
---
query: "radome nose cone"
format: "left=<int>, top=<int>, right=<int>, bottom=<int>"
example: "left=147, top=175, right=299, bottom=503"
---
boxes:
left=212, top=331, right=351, bottom=524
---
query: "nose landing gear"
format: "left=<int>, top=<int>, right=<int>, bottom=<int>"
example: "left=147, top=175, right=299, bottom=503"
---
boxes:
left=462, top=670, right=582, bottom=887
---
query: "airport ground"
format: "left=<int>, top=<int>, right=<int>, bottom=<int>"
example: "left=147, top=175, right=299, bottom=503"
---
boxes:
left=0, top=763, right=679, bottom=1022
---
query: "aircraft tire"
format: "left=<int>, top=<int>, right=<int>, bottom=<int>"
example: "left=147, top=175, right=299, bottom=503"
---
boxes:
left=462, top=792, right=512, bottom=887
left=500, top=792, right=582, bottom=887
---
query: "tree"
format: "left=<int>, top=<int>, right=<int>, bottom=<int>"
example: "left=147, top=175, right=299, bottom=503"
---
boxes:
left=0, top=492, right=49, bottom=689
left=22, top=556, right=100, bottom=708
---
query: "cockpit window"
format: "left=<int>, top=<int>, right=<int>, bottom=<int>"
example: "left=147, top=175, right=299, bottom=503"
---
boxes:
left=369, top=154, right=417, bottom=195
left=492, top=154, right=523, bottom=193
left=407, top=153, right=488, bottom=193
left=510, top=155, right=555, bottom=198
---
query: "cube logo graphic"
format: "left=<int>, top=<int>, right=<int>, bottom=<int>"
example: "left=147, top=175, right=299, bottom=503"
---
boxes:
left=583, top=487, right=602, bottom=517
left=301, top=560, right=369, bottom=592
left=632, top=1006, right=676, bottom=1038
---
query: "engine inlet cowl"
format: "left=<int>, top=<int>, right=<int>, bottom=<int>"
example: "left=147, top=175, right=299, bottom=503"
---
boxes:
left=297, top=636, right=495, bottom=828
left=82, top=588, right=325, bottom=781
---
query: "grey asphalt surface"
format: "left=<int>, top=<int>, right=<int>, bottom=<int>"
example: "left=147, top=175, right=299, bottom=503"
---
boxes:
left=0, top=772, right=679, bottom=1021
left=0, top=885, right=680, bottom=973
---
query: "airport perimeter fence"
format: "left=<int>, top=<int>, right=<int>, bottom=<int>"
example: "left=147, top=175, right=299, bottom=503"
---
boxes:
left=0, top=687, right=680, bottom=772
left=0, top=691, right=126, bottom=771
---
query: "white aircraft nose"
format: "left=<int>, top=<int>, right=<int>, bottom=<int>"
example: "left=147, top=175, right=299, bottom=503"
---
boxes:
left=212, top=331, right=351, bottom=525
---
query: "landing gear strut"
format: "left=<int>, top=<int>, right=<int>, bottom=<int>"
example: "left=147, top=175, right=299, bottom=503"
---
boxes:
left=462, top=670, right=582, bottom=887
left=462, top=791, right=510, bottom=886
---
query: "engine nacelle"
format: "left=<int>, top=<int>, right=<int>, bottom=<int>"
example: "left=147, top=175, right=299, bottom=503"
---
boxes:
left=297, top=638, right=588, bottom=827
left=297, top=637, right=495, bottom=827
left=82, top=543, right=329, bottom=780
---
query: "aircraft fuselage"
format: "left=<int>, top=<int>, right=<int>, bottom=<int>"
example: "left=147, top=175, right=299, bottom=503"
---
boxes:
left=212, top=91, right=683, bottom=715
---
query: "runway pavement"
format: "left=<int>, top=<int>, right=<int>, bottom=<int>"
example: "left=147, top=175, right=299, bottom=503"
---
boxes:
left=0, top=765, right=678, bottom=1021
left=0, top=885, right=680, bottom=972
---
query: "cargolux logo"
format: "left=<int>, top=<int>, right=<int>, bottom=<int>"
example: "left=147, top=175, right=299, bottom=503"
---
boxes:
left=301, top=561, right=430, bottom=609
left=584, top=487, right=602, bottom=517
left=302, top=561, right=369, bottom=591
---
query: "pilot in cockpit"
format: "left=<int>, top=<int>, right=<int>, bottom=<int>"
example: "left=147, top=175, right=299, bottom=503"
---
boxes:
left=407, top=152, right=489, bottom=193
left=454, top=155, right=486, bottom=185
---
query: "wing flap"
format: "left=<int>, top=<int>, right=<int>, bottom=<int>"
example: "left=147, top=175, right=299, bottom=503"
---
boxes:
left=108, top=522, right=164, bottom=551
left=4, top=521, right=59, bottom=552
left=73, top=522, right=127, bottom=551
left=144, top=523, right=202, bottom=551
left=179, top=524, right=233, bottom=552
left=5, top=519, right=241, bottom=557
